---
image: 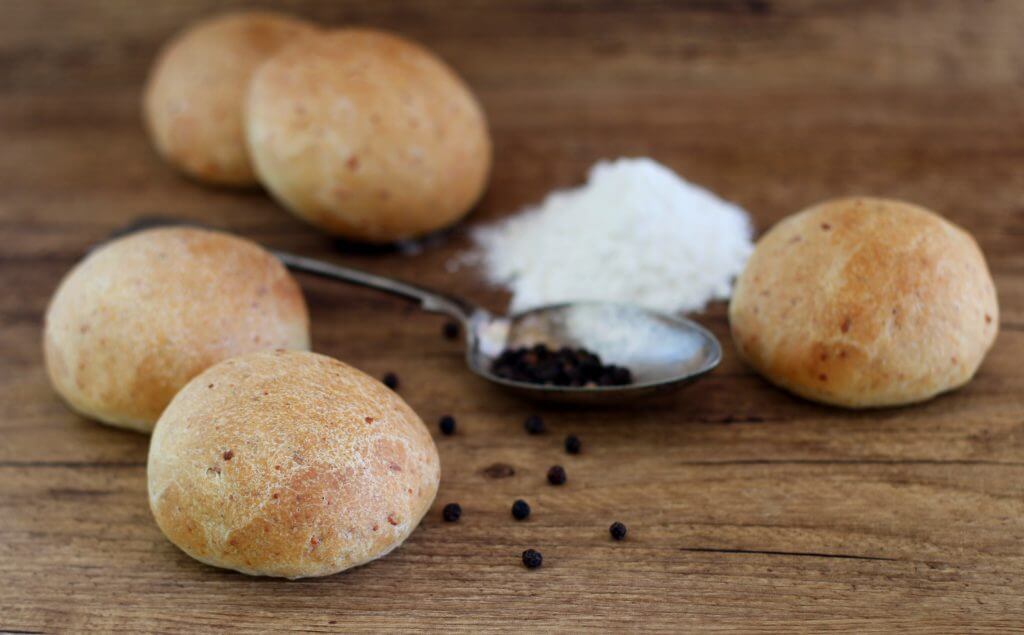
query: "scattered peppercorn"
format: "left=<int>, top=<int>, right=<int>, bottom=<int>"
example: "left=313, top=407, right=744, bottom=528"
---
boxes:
left=511, top=499, right=531, bottom=520
left=442, top=503, right=462, bottom=522
left=382, top=372, right=399, bottom=390
left=438, top=415, right=456, bottom=436
left=521, top=548, right=543, bottom=569
left=442, top=321, right=460, bottom=340
left=547, top=465, right=567, bottom=485
left=491, top=344, right=633, bottom=387
left=524, top=414, right=545, bottom=435
left=564, top=435, right=581, bottom=454
left=609, top=521, right=627, bottom=540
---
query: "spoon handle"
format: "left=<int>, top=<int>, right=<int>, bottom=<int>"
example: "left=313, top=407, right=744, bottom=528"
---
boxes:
left=272, top=250, right=479, bottom=324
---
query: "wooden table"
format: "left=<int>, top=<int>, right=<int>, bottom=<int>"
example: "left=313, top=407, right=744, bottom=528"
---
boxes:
left=2, top=1, right=1022, bottom=631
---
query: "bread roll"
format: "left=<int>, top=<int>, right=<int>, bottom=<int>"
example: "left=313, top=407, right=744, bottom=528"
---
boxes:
left=43, top=227, right=310, bottom=432
left=144, top=11, right=318, bottom=186
left=246, top=29, right=491, bottom=243
left=729, top=197, right=998, bottom=408
left=148, top=350, right=441, bottom=579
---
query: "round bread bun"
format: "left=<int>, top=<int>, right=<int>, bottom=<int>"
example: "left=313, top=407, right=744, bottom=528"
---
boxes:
left=144, top=11, right=319, bottom=186
left=147, top=350, right=441, bottom=579
left=729, top=197, right=998, bottom=408
left=43, top=227, right=310, bottom=432
left=246, top=29, right=491, bottom=243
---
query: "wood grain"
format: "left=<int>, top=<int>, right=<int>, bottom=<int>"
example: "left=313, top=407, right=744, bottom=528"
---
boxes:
left=1, top=0, right=1022, bottom=631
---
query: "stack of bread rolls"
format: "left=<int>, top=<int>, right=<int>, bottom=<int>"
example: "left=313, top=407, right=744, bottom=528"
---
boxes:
left=44, top=225, right=440, bottom=579
left=49, top=9, right=481, bottom=580
left=144, top=11, right=491, bottom=244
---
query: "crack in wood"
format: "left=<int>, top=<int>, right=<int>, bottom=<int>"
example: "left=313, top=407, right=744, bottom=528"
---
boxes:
left=674, top=459, right=1024, bottom=467
left=678, top=546, right=898, bottom=562
left=0, top=460, right=146, bottom=469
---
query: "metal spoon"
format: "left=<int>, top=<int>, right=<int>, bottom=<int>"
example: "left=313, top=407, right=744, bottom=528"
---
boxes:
left=275, top=251, right=721, bottom=403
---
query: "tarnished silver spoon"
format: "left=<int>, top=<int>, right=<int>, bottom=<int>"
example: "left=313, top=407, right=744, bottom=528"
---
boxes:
left=275, top=251, right=721, bottom=403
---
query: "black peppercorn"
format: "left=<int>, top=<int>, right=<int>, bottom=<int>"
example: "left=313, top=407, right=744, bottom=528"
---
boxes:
left=609, top=521, right=627, bottom=540
left=491, top=344, right=633, bottom=387
left=524, top=414, right=545, bottom=435
left=438, top=415, right=456, bottom=436
left=382, top=372, right=399, bottom=390
left=564, top=434, right=581, bottom=454
left=521, top=548, right=543, bottom=569
left=511, top=499, right=531, bottom=520
left=442, top=321, right=460, bottom=340
left=547, top=465, right=566, bottom=485
left=442, top=503, right=462, bottom=522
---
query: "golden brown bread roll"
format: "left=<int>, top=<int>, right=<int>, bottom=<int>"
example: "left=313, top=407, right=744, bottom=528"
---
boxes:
left=246, top=29, right=492, bottom=242
left=729, top=197, right=998, bottom=408
left=43, top=227, right=310, bottom=432
left=148, top=350, right=440, bottom=579
left=144, top=11, right=319, bottom=186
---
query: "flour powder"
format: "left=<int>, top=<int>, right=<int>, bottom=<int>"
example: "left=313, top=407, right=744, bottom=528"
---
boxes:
left=468, top=157, right=754, bottom=315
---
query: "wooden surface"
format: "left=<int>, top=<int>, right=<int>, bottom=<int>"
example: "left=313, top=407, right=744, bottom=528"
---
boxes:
left=2, top=0, right=1023, bottom=631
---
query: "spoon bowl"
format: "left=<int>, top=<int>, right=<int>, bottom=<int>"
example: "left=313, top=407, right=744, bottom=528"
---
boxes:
left=465, top=302, right=721, bottom=403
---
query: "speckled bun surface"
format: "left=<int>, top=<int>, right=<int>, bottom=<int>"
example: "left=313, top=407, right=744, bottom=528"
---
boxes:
left=246, top=29, right=492, bottom=243
left=43, top=227, right=310, bottom=432
left=144, top=11, right=319, bottom=186
left=147, top=350, right=441, bottom=579
left=729, top=197, right=998, bottom=408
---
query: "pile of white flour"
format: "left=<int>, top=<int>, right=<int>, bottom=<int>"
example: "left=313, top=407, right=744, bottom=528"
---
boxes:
left=466, top=157, right=754, bottom=315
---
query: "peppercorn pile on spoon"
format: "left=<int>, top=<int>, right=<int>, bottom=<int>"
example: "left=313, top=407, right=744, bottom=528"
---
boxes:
left=107, top=218, right=722, bottom=404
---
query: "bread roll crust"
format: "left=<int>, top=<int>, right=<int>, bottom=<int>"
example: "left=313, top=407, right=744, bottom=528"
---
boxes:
left=43, top=227, right=310, bottom=431
left=729, top=197, right=998, bottom=408
left=147, top=350, right=440, bottom=579
left=246, top=29, right=492, bottom=242
left=143, top=11, right=318, bottom=186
